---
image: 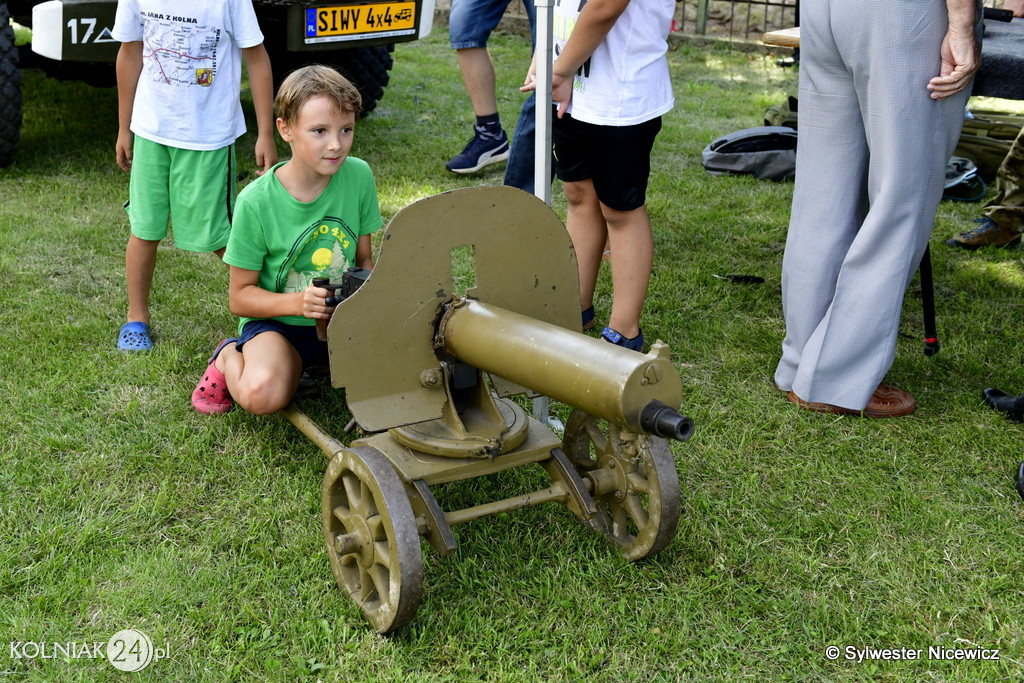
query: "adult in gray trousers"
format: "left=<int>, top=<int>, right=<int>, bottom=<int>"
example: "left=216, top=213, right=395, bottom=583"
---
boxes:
left=775, top=0, right=982, bottom=418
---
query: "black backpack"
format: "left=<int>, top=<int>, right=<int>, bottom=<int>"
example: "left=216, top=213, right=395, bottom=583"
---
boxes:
left=701, top=126, right=798, bottom=181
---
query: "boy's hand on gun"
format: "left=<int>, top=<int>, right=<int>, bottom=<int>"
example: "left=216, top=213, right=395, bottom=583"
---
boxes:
left=301, top=284, right=336, bottom=320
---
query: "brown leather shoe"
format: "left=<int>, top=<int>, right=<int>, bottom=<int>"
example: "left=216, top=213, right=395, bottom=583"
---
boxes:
left=788, top=383, right=916, bottom=418
left=863, top=384, right=917, bottom=417
left=946, top=217, right=1021, bottom=250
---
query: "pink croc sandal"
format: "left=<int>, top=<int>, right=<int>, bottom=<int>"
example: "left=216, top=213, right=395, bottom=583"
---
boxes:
left=192, top=338, right=237, bottom=414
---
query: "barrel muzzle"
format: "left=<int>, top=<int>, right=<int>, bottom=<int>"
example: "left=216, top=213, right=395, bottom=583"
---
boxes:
left=639, top=401, right=694, bottom=442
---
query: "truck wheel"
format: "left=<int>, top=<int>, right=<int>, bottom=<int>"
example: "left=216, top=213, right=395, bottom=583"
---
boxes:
left=328, top=45, right=393, bottom=116
left=0, top=1, right=23, bottom=167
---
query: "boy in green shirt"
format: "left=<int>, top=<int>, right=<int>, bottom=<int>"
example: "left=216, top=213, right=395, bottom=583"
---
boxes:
left=192, top=65, right=382, bottom=415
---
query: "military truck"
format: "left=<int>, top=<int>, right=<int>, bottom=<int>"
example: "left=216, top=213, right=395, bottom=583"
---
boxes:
left=0, top=0, right=436, bottom=166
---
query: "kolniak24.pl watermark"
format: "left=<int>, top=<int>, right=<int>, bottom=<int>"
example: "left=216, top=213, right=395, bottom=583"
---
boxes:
left=8, top=630, right=168, bottom=672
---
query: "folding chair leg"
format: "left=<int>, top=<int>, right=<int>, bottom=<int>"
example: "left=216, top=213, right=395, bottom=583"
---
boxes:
left=920, top=244, right=940, bottom=356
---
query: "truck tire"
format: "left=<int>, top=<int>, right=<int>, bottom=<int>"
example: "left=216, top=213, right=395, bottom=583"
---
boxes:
left=325, top=45, right=393, bottom=116
left=0, top=1, right=22, bottom=168
left=266, top=42, right=393, bottom=116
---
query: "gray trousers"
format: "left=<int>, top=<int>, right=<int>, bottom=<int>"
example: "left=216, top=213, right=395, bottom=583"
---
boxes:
left=775, top=0, right=979, bottom=410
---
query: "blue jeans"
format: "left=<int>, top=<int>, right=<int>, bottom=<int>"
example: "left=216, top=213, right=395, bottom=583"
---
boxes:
left=449, top=0, right=536, bottom=49
left=504, top=92, right=544, bottom=194
left=449, top=0, right=548, bottom=193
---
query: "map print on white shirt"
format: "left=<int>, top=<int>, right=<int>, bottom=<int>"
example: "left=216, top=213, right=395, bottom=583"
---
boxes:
left=141, top=13, right=220, bottom=87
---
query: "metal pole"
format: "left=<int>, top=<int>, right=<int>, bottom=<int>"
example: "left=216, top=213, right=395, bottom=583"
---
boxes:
left=532, top=0, right=556, bottom=425
left=533, top=0, right=554, bottom=206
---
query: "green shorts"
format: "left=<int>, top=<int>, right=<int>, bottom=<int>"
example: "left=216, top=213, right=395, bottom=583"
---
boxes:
left=125, top=136, right=236, bottom=252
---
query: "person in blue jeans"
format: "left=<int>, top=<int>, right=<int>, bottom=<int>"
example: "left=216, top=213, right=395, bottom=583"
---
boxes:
left=504, top=90, right=540, bottom=194
left=447, top=0, right=538, bottom=183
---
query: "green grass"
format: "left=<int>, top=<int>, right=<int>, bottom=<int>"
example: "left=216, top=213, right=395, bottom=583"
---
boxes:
left=2, top=27, right=1024, bottom=682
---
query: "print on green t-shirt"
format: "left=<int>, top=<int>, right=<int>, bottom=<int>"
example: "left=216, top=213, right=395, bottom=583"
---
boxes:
left=279, top=216, right=360, bottom=293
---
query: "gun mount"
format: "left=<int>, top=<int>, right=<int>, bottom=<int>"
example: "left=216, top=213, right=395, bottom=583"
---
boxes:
left=281, top=186, right=694, bottom=632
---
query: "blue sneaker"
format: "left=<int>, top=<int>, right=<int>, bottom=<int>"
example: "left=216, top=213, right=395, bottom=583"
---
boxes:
left=600, top=326, right=644, bottom=352
left=446, top=128, right=510, bottom=174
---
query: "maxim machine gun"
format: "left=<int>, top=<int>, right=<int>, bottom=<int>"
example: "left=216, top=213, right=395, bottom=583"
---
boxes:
left=282, top=186, right=694, bottom=633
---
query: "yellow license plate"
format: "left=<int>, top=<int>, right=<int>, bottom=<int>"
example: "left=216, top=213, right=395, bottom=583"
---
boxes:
left=305, top=3, right=416, bottom=43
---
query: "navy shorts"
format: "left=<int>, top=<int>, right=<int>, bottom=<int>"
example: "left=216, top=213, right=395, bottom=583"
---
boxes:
left=552, top=114, right=663, bottom=212
left=237, top=319, right=329, bottom=369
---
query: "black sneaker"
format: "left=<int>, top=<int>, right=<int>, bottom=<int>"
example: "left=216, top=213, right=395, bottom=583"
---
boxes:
left=446, top=128, right=510, bottom=174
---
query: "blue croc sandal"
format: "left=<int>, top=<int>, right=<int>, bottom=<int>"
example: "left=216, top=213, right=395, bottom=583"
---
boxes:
left=600, top=326, right=644, bottom=352
left=118, top=321, right=153, bottom=352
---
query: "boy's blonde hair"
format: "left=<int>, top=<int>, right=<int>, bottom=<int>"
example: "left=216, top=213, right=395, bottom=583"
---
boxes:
left=274, top=65, right=363, bottom=124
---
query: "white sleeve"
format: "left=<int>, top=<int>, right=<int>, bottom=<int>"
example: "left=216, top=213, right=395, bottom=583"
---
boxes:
left=230, top=0, right=265, bottom=49
left=111, top=0, right=143, bottom=43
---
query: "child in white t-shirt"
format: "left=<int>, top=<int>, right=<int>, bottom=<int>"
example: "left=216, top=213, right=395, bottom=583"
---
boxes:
left=112, top=0, right=276, bottom=351
left=522, top=0, right=674, bottom=351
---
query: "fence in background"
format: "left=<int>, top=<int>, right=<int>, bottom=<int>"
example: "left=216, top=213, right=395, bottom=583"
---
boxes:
left=675, top=0, right=795, bottom=40
left=432, top=0, right=796, bottom=42
left=435, top=0, right=1016, bottom=43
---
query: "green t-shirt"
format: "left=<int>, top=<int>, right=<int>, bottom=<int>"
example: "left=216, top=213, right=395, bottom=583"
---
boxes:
left=223, top=157, right=383, bottom=332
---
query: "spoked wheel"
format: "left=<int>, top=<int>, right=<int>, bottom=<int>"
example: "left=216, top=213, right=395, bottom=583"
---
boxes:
left=561, top=410, right=681, bottom=561
left=322, top=446, right=423, bottom=633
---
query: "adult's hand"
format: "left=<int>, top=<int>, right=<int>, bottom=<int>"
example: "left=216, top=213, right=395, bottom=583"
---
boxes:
left=518, top=55, right=538, bottom=94
left=519, top=57, right=574, bottom=118
left=926, top=27, right=980, bottom=99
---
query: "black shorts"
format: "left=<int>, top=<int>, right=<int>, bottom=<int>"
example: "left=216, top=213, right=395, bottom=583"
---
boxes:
left=552, top=113, right=663, bottom=212
left=237, top=319, right=329, bottom=369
